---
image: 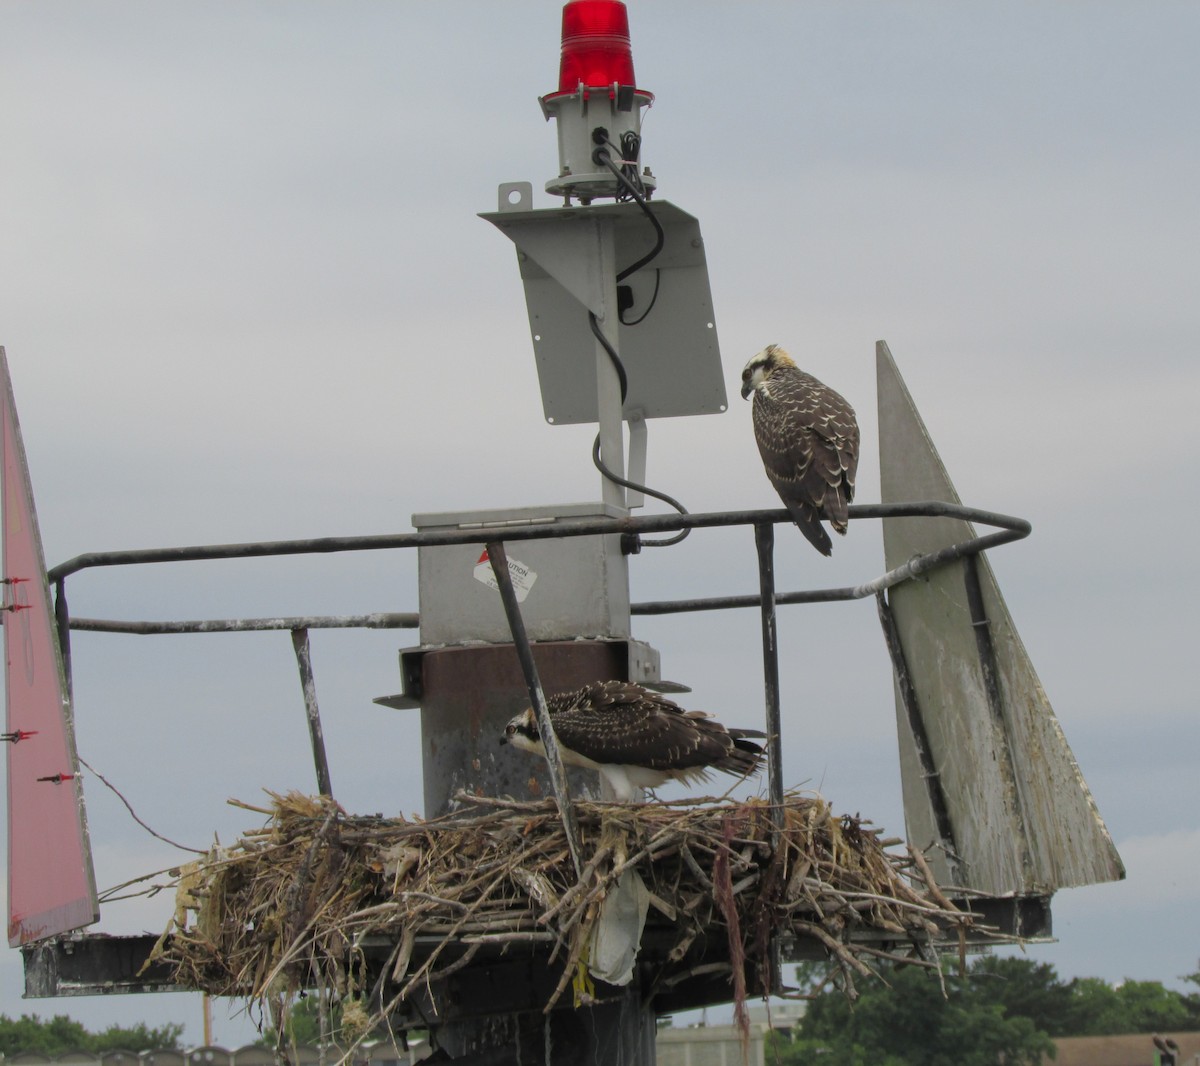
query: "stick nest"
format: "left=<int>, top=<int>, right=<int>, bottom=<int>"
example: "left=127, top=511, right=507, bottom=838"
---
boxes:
left=150, top=790, right=1007, bottom=1028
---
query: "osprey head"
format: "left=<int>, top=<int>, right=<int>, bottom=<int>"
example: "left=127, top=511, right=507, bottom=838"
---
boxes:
left=500, top=707, right=541, bottom=755
left=740, top=344, right=796, bottom=399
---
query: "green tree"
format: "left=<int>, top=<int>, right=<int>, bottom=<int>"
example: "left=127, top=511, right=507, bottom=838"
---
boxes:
left=968, top=957, right=1076, bottom=1036
left=1063, top=976, right=1127, bottom=1034
left=89, top=1022, right=185, bottom=1053
left=1061, top=976, right=1197, bottom=1035
left=0, top=1014, right=183, bottom=1055
left=0, top=1015, right=91, bottom=1056
left=773, top=955, right=1200, bottom=1066
left=1182, top=962, right=1200, bottom=1027
left=1112, top=980, right=1193, bottom=1034
left=787, top=963, right=1055, bottom=1066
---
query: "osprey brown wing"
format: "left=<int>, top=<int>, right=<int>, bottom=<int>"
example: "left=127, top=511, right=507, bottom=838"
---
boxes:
left=751, top=363, right=859, bottom=556
left=548, top=680, right=763, bottom=775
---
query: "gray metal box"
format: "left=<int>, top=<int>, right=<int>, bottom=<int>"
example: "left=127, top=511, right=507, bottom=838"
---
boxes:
left=413, top=502, right=631, bottom=646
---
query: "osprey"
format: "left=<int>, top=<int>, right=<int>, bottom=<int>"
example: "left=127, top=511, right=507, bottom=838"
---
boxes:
left=500, top=680, right=766, bottom=802
left=741, top=344, right=860, bottom=556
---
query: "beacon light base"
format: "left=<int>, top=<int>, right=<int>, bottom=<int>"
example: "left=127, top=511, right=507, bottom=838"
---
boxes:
left=540, top=0, right=655, bottom=204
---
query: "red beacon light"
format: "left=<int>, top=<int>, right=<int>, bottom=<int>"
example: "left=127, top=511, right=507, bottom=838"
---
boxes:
left=554, top=0, right=636, bottom=93
left=540, top=0, right=656, bottom=204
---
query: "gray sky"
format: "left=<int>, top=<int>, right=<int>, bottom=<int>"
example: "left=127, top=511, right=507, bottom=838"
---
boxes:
left=1, top=0, right=1197, bottom=1046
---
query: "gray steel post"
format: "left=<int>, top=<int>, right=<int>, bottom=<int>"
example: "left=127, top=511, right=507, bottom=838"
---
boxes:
left=416, top=637, right=658, bottom=1064
left=486, top=541, right=584, bottom=876
left=590, top=217, right=627, bottom=511
left=434, top=989, right=656, bottom=1066
left=290, top=627, right=333, bottom=798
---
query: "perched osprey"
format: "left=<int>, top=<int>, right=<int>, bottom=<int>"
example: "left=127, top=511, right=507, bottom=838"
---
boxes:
left=500, top=680, right=766, bottom=802
left=741, top=344, right=860, bottom=556
left=1152, top=1036, right=1181, bottom=1059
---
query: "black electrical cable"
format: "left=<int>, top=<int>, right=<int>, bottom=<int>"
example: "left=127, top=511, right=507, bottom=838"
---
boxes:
left=598, top=153, right=665, bottom=280
left=597, top=139, right=664, bottom=324
left=587, top=309, right=689, bottom=546
left=588, top=309, right=628, bottom=403
left=619, top=130, right=645, bottom=200
left=591, top=435, right=690, bottom=549
left=607, top=129, right=646, bottom=203
left=587, top=141, right=689, bottom=548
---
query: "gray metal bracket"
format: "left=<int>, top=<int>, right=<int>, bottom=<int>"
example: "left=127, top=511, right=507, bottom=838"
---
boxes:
left=481, top=196, right=725, bottom=426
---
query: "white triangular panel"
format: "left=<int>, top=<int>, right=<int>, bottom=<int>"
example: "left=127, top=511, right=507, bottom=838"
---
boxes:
left=877, top=340, right=1123, bottom=896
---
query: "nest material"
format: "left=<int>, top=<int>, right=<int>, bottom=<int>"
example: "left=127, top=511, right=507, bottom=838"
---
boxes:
left=151, top=790, right=1006, bottom=1027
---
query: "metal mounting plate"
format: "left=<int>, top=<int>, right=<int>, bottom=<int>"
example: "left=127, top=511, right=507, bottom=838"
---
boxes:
left=481, top=197, right=726, bottom=425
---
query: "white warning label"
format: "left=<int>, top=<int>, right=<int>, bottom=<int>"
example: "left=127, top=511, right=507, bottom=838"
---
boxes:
left=474, top=549, right=538, bottom=603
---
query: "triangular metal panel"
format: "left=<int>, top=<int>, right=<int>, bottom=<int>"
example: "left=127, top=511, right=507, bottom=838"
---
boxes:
left=877, top=340, right=1123, bottom=896
left=2, top=347, right=99, bottom=944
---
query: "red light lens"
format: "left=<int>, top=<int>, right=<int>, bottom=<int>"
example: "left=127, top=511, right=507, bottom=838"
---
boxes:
left=557, top=0, right=636, bottom=92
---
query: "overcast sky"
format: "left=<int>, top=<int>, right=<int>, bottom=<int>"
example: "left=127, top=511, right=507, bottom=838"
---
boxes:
left=1, top=0, right=1197, bottom=1047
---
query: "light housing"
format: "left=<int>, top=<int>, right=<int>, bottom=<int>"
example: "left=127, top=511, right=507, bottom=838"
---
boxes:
left=540, top=0, right=655, bottom=203
left=554, top=0, right=637, bottom=93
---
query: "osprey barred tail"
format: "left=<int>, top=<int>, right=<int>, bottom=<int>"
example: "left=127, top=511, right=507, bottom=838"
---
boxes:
left=500, top=680, right=766, bottom=803
left=741, top=344, right=860, bottom=556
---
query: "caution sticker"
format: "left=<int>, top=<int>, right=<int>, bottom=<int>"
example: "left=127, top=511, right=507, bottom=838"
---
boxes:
left=474, top=549, right=538, bottom=603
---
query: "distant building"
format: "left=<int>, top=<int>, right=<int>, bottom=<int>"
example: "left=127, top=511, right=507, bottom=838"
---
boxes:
left=656, top=1023, right=770, bottom=1066
left=653, top=999, right=806, bottom=1065
left=1051, top=1033, right=1199, bottom=1066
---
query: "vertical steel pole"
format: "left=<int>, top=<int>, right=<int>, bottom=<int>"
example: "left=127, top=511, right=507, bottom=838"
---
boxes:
left=486, top=541, right=584, bottom=878
left=754, top=520, right=784, bottom=995
left=591, top=218, right=626, bottom=512
left=290, top=627, right=333, bottom=797
left=753, top=521, right=785, bottom=823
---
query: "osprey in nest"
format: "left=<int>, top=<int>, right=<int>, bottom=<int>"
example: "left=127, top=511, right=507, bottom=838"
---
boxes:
left=741, top=344, right=860, bottom=556
left=501, top=680, right=766, bottom=802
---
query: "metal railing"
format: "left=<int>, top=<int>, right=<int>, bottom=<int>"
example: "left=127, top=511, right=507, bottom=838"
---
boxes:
left=45, top=500, right=1030, bottom=854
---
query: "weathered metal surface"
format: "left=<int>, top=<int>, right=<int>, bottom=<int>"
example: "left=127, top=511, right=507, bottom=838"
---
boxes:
left=290, top=628, right=332, bottom=798
left=875, top=592, right=964, bottom=885
left=22, top=934, right=174, bottom=997
left=19, top=892, right=1051, bottom=1004
left=418, top=641, right=622, bottom=818
left=431, top=983, right=656, bottom=1066
left=46, top=503, right=1025, bottom=584
left=753, top=523, right=785, bottom=832
left=876, top=340, right=1124, bottom=896
left=413, top=503, right=631, bottom=646
left=486, top=542, right=583, bottom=876
left=65, top=612, right=419, bottom=634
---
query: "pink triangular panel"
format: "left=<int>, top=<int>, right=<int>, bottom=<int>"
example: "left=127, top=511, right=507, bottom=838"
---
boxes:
left=2, top=348, right=98, bottom=945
